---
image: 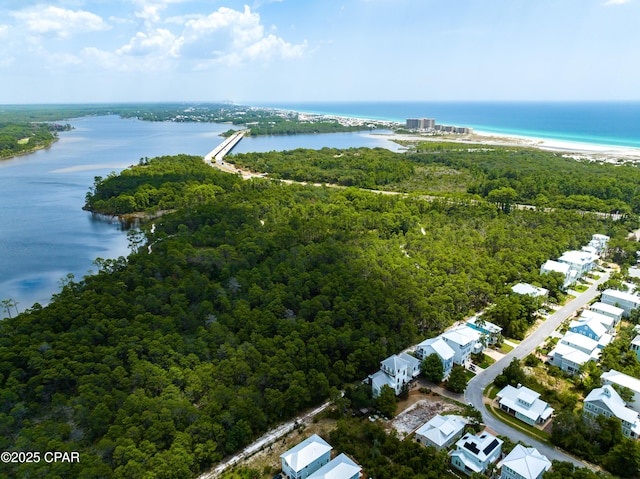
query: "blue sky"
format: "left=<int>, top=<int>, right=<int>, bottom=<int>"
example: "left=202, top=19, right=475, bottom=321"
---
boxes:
left=1, top=0, right=638, bottom=104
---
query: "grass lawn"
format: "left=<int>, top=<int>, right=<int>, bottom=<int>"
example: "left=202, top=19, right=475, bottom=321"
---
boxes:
left=498, top=343, right=513, bottom=354
left=478, top=355, right=496, bottom=369
left=574, top=284, right=589, bottom=293
left=560, top=294, right=576, bottom=305
left=485, top=401, right=552, bottom=444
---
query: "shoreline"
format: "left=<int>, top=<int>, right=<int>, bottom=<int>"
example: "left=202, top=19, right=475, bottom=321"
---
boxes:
left=368, top=129, right=640, bottom=163
left=275, top=107, right=640, bottom=163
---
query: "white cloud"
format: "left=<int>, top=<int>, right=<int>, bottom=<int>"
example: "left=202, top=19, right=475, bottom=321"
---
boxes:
left=117, top=28, right=182, bottom=57
left=12, top=6, right=110, bottom=38
left=182, top=5, right=306, bottom=66
left=603, top=0, right=631, bottom=4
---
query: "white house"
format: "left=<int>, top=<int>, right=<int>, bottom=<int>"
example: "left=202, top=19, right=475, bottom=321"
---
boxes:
left=589, top=234, right=610, bottom=254
left=496, top=385, right=554, bottom=426
left=601, top=369, right=640, bottom=413
left=540, top=260, right=575, bottom=288
left=500, top=445, right=551, bottom=479
left=399, top=352, right=422, bottom=379
left=557, top=250, right=597, bottom=278
left=569, top=315, right=613, bottom=346
left=450, top=430, right=503, bottom=476
left=415, top=337, right=455, bottom=379
left=579, top=309, right=617, bottom=334
left=306, top=453, right=361, bottom=479
left=414, top=414, right=467, bottom=450
left=548, top=342, right=598, bottom=375
left=511, top=283, right=549, bottom=299
left=369, top=354, right=411, bottom=398
left=600, top=289, right=640, bottom=318
left=560, top=331, right=608, bottom=352
left=466, top=316, right=503, bottom=346
left=281, top=434, right=332, bottom=479
left=589, top=302, right=624, bottom=326
left=441, top=325, right=483, bottom=366
left=583, top=385, right=640, bottom=439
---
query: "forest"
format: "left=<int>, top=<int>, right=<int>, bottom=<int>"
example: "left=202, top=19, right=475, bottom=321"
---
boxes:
left=0, top=144, right=632, bottom=477
left=228, top=142, right=640, bottom=214
left=0, top=122, right=68, bottom=159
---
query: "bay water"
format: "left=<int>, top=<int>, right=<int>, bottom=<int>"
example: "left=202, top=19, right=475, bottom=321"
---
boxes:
left=0, top=115, right=399, bottom=311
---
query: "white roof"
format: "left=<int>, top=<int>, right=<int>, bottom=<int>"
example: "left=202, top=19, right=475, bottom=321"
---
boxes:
left=541, top=260, right=570, bottom=275
left=601, top=369, right=640, bottom=394
left=584, top=385, right=640, bottom=425
left=281, top=434, right=332, bottom=473
left=442, top=325, right=481, bottom=347
left=370, top=369, right=395, bottom=392
left=580, top=309, right=616, bottom=329
left=591, top=302, right=624, bottom=315
left=569, top=317, right=607, bottom=339
left=496, top=385, right=554, bottom=423
left=511, top=283, right=549, bottom=297
left=399, top=352, right=421, bottom=375
left=602, top=289, right=640, bottom=304
left=592, top=234, right=610, bottom=241
left=590, top=302, right=624, bottom=318
left=558, top=250, right=596, bottom=266
left=307, top=453, right=361, bottom=479
left=561, top=331, right=599, bottom=353
left=501, top=445, right=551, bottom=479
left=454, top=431, right=503, bottom=463
left=549, top=343, right=592, bottom=366
left=418, top=337, right=455, bottom=361
left=381, top=354, right=409, bottom=375
left=632, top=335, right=640, bottom=347
left=415, top=414, right=467, bottom=447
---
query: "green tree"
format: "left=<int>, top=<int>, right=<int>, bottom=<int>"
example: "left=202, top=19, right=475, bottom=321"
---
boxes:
left=446, top=365, right=469, bottom=393
left=421, top=353, right=444, bottom=383
left=376, top=385, right=397, bottom=418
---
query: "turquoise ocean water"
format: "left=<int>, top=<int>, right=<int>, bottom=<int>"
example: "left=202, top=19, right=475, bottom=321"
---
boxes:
left=256, top=101, right=640, bottom=149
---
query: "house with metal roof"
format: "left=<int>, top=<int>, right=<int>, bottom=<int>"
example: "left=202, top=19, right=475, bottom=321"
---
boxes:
left=600, top=289, right=640, bottom=318
left=540, top=260, right=575, bottom=289
left=414, top=414, right=467, bottom=450
left=511, top=283, right=549, bottom=298
left=557, top=250, right=597, bottom=278
left=306, top=453, right=361, bottom=479
left=500, top=445, right=551, bottom=479
left=450, top=430, right=503, bottom=476
left=601, top=369, right=640, bottom=414
left=496, top=385, right=554, bottom=426
left=583, top=385, right=640, bottom=439
left=369, top=354, right=411, bottom=398
left=589, top=302, right=624, bottom=326
left=569, top=315, right=613, bottom=345
left=281, top=434, right=332, bottom=479
left=548, top=342, right=597, bottom=375
left=416, top=337, right=455, bottom=380
left=441, top=325, right=483, bottom=366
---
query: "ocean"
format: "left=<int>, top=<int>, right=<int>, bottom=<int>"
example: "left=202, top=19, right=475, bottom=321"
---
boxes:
left=254, top=101, right=640, bottom=149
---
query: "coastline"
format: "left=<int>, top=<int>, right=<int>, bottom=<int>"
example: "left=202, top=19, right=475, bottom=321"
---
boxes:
left=380, top=129, right=640, bottom=163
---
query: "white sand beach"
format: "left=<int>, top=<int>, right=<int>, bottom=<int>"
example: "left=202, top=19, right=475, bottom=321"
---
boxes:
left=370, top=129, right=640, bottom=163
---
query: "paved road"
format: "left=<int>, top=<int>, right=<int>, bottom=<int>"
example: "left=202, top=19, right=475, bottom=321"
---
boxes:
left=465, top=270, right=611, bottom=469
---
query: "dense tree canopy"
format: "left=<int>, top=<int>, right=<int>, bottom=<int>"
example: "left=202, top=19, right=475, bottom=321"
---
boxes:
left=1, top=149, right=632, bottom=477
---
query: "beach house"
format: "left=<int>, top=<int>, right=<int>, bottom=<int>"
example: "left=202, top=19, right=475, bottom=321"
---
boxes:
left=415, top=337, right=455, bottom=379
left=414, top=414, right=467, bottom=450
left=600, top=369, right=640, bottom=413
left=281, top=434, right=332, bottom=479
left=450, top=430, right=503, bottom=476
left=500, top=445, right=551, bottom=479
left=441, top=325, right=483, bottom=366
left=466, top=316, right=503, bottom=346
left=369, top=354, right=412, bottom=398
left=590, top=302, right=624, bottom=326
left=540, top=260, right=574, bottom=289
left=583, top=385, right=640, bottom=439
left=511, top=283, right=549, bottom=299
left=496, top=384, right=554, bottom=426
left=600, top=289, right=640, bottom=318
left=306, top=453, right=361, bottom=479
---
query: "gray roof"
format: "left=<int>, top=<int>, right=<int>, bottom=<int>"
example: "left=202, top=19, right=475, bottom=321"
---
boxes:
left=281, top=434, right=332, bottom=473
left=501, top=445, right=551, bottom=479
left=415, top=414, right=467, bottom=447
left=307, top=453, right=361, bottom=479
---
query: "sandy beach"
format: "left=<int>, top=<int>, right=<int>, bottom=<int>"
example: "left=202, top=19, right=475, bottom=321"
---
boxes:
left=369, top=129, right=640, bottom=163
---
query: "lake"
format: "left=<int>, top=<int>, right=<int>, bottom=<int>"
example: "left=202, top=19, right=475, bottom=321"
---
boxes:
left=0, top=116, right=399, bottom=311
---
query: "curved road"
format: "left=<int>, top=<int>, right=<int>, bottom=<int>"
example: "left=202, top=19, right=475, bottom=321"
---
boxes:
left=465, top=270, right=611, bottom=469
